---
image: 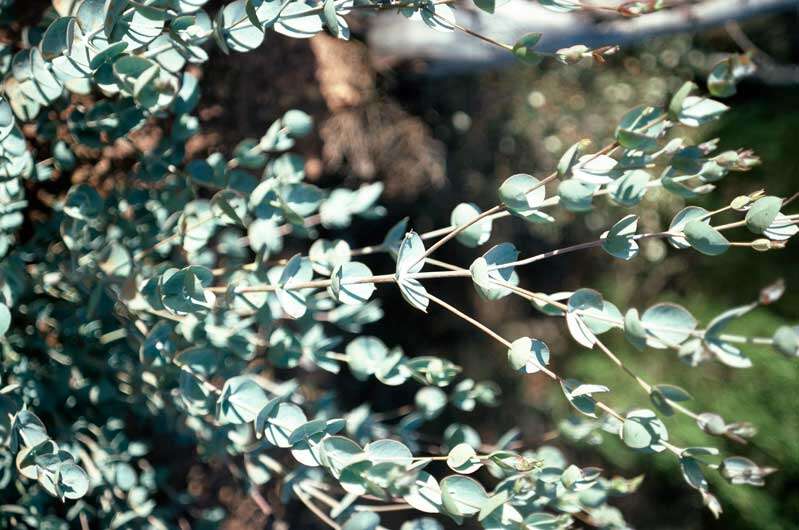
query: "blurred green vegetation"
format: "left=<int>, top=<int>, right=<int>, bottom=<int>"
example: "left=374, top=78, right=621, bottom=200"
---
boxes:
left=572, top=89, right=799, bottom=529
left=387, top=14, right=799, bottom=530
left=568, top=293, right=799, bottom=530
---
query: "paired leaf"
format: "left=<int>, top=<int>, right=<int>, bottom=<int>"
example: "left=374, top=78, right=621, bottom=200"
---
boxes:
left=601, top=215, right=639, bottom=260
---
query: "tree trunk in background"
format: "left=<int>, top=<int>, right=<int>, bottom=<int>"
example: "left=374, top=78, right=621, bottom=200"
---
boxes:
left=367, top=0, right=799, bottom=74
left=309, top=34, right=446, bottom=198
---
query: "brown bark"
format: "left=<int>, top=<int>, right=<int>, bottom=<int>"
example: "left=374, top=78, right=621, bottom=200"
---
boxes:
left=309, top=34, right=446, bottom=198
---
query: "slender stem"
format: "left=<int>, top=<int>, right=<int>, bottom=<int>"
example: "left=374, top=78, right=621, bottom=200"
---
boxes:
left=714, top=219, right=747, bottom=231
left=143, top=223, right=781, bottom=349
left=214, top=266, right=474, bottom=294
left=490, top=232, right=675, bottom=271
left=211, top=125, right=720, bottom=278
left=293, top=485, right=341, bottom=530
left=249, top=487, right=273, bottom=516
left=594, top=337, right=750, bottom=445
left=782, top=191, right=799, bottom=207
left=425, top=291, right=512, bottom=349
left=358, top=174, right=561, bottom=275
left=421, top=225, right=461, bottom=240
left=594, top=339, right=652, bottom=393
left=716, top=217, right=799, bottom=233
left=424, top=7, right=513, bottom=51
left=351, top=243, right=385, bottom=257
left=487, top=276, right=775, bottom=348
left=411, top=205, right=504, bottom=270
left=355, top=503, right=416, bottom=512
left=301, top=482, right=342, bottom=510
left=497, top=240, right=606, bottom=270
left=719, top=334, right=773, bottom=346
left=426, top=257, right=464, bottom=272
left=425, top=290, right=686, bottom=454
left=699, top=204, right=734, bottom=221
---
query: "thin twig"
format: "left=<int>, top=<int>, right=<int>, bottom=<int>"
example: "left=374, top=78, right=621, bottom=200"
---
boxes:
left=293, top=485, right=341, bottom=530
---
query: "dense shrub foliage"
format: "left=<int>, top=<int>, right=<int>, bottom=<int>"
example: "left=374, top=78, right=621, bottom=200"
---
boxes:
left=0, top=1, right=796, bottom=529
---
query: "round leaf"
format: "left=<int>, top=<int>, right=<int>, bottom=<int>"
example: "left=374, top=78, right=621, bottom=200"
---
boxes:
left=745, top=196, right=782, bottom=234
left=450, top=202, right=492, bottom=247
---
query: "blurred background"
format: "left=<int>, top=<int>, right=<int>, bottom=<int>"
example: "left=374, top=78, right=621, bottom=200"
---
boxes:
left=177, top=3, right=799, bottom=528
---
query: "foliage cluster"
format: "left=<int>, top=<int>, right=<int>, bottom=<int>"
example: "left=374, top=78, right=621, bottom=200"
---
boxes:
left=0, top=1, right=796, bottom=529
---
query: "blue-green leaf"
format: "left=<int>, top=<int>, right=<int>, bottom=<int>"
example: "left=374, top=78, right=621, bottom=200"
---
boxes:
left=512, top=33, right=542, bottom=65
left=676, top=96, right=728, bottom=127
left=469, top=243, right=518, bottom=300
left=276, top=254, right=314, bottom=319
left=507, top=337, right=549, bottom=374
left=217, top=376, right=269, bottom=424
left=450, top=202, right=492, bottom=247
left=601, top=214, right=639, bottom=260
left=641, top=303, right=696, bottom=349
left=440, top=475, right=488, bottom=517
left=621, top=409, right=669, bottom=453
left=683, top=220, right=729, bottom=256
left=560, top=379, right=608, bottom=418
left=745, top=196, right=782, bottom=234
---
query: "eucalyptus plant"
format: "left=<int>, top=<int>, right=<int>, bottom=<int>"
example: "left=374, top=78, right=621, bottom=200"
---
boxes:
left=0, top=0, right=796, bottom=529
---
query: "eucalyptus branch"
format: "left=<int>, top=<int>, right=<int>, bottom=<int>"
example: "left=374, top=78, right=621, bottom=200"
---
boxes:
left=411, top=205, right=505, bottom=270
left=424, top=7, right=513, bottom=51
left=6, top=2, right=794, bottom=527
left=490, top=231, right=678, bottom=271
left=206, top=112, right=695, bottom=279
left=593, top=338, right=750, bottom=446
left=425, top=290, right=691, bottom=457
